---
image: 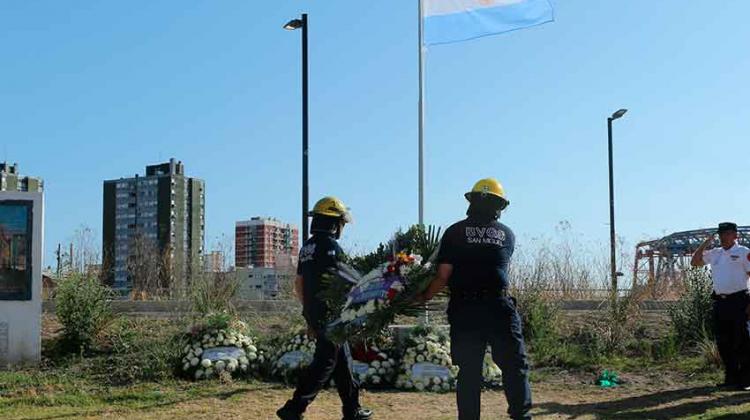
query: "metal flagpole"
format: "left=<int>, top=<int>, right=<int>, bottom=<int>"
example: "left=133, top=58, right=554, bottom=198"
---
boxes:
left=418, top=0, right=425, bottom=227
left=418, top=0, right=430, bottom=326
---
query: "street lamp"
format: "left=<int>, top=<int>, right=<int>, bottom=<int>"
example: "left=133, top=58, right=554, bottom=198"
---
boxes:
left=608, top=108, right=627, bottom=296
left=283, top=19, right=303, bottom=31
left=284, top=14, right=309, bottom=241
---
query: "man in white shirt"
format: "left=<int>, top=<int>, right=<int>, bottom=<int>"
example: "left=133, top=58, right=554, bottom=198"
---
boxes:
left=691, top=222, right=750, bottom=389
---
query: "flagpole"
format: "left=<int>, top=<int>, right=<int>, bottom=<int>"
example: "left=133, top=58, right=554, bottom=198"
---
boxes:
left=418, top=0, right=430, bottom=326
left=418, top=0, right=425, bottom=227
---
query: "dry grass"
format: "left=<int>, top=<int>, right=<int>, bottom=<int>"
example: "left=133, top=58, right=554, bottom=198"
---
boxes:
left=5, top=375, right=750, bottom=420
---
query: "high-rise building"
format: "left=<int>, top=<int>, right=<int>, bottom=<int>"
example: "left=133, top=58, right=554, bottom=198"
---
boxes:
left=235, top=217, right=299, bottom=268
left=203, top=250, right=225, bottom=273
left=0, top=163, right=43, bottom=192
left=102, top=158, right=205, bottom=292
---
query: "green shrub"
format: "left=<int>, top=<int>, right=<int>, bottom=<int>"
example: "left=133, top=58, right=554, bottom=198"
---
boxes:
left=513, top=286, right=559, bottom=345
left=595, top=292, right=643, bottom=355
left=98, top=318, right=187, bottom=385
left=348, top=225, right=442, bottom=273
left=668, top=268, right=714, bottom=346
left=696, top=336, right=722, bottom=370
left=569, top=326, right=606, bottom=359
left=190, top=271, right=239, bottom=316
left=649, top=334, right=680, bottom=361
left=55, top=273, right=114, bottom=352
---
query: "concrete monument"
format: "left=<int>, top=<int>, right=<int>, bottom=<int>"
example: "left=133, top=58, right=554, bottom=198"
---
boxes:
left=0, top=191, right=43, bottom=366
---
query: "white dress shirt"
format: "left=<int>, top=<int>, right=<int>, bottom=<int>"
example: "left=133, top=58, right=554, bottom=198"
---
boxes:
left=703, top=243, right=750, bottom=295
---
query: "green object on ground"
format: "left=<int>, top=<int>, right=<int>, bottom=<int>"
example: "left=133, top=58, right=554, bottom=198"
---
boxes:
left=596, top=370, right=620, bottom=388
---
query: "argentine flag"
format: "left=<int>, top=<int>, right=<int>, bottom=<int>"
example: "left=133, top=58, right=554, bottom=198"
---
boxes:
left=423, top=0, right=554, bottom=45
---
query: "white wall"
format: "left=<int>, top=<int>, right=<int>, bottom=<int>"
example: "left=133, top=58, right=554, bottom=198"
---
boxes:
left=0, top=192, right=43, bottom=366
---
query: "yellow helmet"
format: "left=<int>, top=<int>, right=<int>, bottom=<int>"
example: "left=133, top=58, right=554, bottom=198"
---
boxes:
left=465, top=178, right=509, bottom=206
left=310, top=196, right=352, bottom=223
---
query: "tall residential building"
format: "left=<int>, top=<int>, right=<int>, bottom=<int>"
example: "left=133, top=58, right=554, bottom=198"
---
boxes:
left=0, top=163, right=43, bottom=192
left=235, top=217, right=299, bottom=268
left=102, top=158, right=205, bottom=292
left=203, top=250, right=225, bottom=273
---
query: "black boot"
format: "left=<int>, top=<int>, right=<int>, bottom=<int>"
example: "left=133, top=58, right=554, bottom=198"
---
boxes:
left=343, top=407, right=373, bottom=420
left=277, top=401, right=303, bottom=420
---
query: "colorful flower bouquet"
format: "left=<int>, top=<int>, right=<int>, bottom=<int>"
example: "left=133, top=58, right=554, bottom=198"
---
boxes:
left=179, top=313, right=266, bottom=381
left=325, top=252, right=436, bottom=344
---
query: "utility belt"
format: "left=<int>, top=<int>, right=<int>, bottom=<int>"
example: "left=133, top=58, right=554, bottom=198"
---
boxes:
left=452, top=289, right=509, bottom=301
left=711, top=290, right=749, bottom=302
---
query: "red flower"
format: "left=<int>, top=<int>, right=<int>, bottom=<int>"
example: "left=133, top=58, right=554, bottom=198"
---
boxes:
left=352, top=343, right=368, bottom=361
left=351, top=342, right=384, bottom=362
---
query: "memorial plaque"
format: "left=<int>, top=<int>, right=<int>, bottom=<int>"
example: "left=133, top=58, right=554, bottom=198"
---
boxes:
left=411, top=362, right=451, bottom=382
left=202, top=346, right=245, bottom=362
left=277, top=350, right=313, bottom=368
left=0, top=201, right=32, bottom=300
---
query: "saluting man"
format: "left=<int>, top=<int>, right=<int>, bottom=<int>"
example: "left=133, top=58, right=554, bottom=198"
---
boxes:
left=420, top=179, right=532, bottom=420
left=277, top=197, right=372, bottom=420
left=691, top=222, right=750, bottom=390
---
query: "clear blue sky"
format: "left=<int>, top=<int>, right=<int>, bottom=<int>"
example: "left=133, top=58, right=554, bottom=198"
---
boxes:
left=2, top=0, right=749, bottom=267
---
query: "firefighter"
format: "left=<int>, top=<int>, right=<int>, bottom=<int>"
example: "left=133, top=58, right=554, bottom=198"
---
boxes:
left=277, top=197, right=372, bottom=420
left=421, top=179, right=532, bottom=420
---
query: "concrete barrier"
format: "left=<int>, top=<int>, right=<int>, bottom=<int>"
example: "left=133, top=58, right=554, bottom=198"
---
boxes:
left=42, top=299, right=674, bottom=316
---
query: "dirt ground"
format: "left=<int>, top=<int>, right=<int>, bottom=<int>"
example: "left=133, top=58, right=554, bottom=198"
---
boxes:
left=134, top=385, right=750, bottom=420
left=15, top=371, right=747, bottom=420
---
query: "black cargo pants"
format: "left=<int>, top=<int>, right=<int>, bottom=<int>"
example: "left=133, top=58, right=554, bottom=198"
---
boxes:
left=449, top=297, right=532, bottom=420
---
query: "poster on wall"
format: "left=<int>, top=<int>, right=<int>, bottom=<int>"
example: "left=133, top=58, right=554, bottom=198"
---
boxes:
left=0, top=200, right=32, bottom=300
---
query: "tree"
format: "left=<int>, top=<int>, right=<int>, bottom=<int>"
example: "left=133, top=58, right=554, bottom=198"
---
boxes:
left=65, top=224, right=101, bottom=276
left=128, top=234, right=171, bottom=300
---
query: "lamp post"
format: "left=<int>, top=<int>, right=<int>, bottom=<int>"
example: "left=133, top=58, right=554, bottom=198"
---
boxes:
left=608, top=108, right=627, bottom=296
left=284, top=14, right=309, bottom=240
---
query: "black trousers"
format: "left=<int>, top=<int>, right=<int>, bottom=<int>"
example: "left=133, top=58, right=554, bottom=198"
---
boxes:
left=713, top=294, right=750, bottom=386
left=449, top=297, right=532, bottom=420
left=287, top=328, right=361, bottom=416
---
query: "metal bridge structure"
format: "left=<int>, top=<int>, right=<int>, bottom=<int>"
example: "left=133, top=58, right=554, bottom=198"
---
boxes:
left=633, top=226, right=750, bottom=294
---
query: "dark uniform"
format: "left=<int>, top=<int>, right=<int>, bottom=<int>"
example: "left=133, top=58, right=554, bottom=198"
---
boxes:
left=284, top=232, right=362, bottom=418
left=712, top=290, right=750, bottom=387
left=437, top=217, right=532, bottom=420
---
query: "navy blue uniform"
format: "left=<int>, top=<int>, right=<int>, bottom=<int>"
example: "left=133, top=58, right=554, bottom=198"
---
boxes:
left=437, top=218, right=531, bottom=420
left=712, top=291, right=750, bottom=386
left=297, top=233, right=344, bottom=328
left=287, top=232, right=361, bottom=418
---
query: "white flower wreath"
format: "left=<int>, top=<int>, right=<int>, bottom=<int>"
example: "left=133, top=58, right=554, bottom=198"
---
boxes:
left=270, top=333, right=317, bottom=383
left=482, top=350, right=503, bottom=386
left=350, top=344, right=398, bottom=388
left=180, top=328, right=265, bottom=380
left=395, top=332, right=503, bottom=392
left=395, top=334, right=457, bottom=393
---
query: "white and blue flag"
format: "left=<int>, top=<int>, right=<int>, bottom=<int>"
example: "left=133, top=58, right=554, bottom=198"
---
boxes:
left=423, top=0, right=554, bottom=45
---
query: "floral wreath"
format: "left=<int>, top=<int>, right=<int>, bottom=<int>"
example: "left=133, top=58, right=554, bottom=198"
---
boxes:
left=395, top=329, right=457, bottom=392
left=350, top=341, right=398, bottom=388
left=270, top=332, right=317, bottom=384
left=180, top=317, right=265, bottom=380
